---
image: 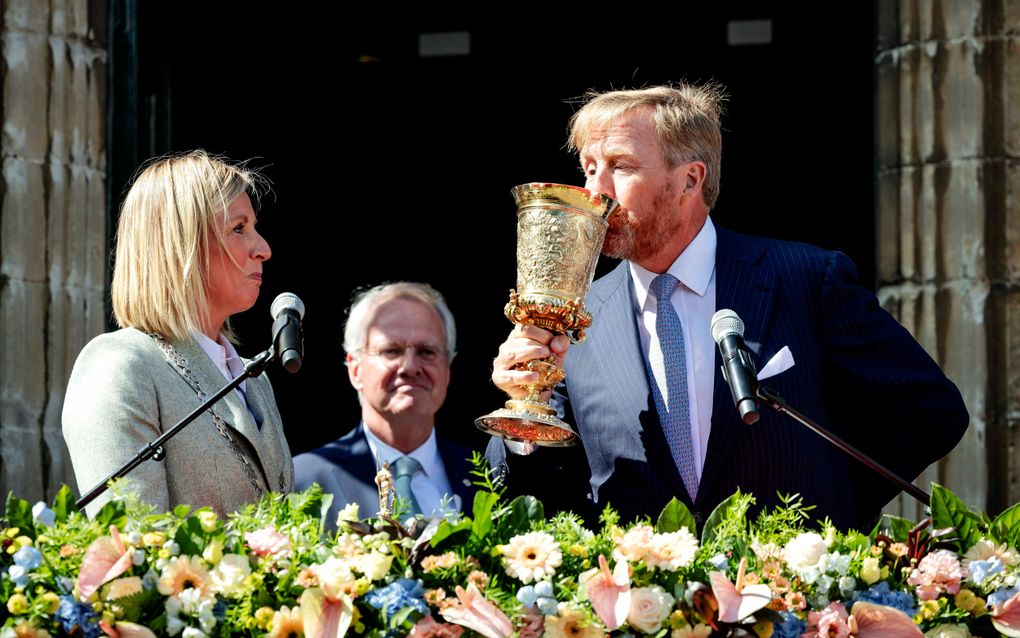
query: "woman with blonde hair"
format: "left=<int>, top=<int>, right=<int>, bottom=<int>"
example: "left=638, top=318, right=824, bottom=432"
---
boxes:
left=62, top=150, right=294, bottom=516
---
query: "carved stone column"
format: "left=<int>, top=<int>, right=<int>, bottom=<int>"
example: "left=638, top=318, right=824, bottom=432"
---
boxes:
left=0, top=0, right=106, bottom=503
left=876, top=0, right=1013, bottom=517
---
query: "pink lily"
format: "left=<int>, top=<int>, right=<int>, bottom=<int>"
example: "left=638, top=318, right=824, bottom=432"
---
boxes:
left=709, top=558, right=773, bottom=623
left=439, top=583, right=513, bottom=638
left=579, top=554, right=631, bottom=630
left=301, top=587, right=353, bottom=638
left=78, top=525, right=133, bottom=600
left=991, top=590, right=1020, bottom=637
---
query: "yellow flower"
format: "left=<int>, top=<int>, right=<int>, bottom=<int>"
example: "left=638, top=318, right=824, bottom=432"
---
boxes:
left=157, top=555, right=211, bottom=598
left=544, top=603, right=603, bottom=638
left=500, top=531, right=562, bottom=583
left=672, top=624, right=713, bottom=638
left=202, top=539, right=224, bottom=564
left=197, top=511, right=218, bottom=533
left=142, top=532, right=165, bottom=547
left=568, top=544, right=589, bottom=558
left=752, top=620, right=774, bottom=638
left=917, top=599, right=941, bottom=621
left=39, top=592, right=60, bottom=614
left=860, top=556, right=881, bottom=585
left=954, top=589, right=986, bottom=615
left=7, top=593, right=29, bottom=615
left=268, top=605, right=304, bottom=638
left=254, top=606, right=276, bottom=629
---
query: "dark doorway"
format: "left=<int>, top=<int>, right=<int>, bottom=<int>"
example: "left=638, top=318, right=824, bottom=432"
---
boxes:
left=118, top=5, right=876, bottom=455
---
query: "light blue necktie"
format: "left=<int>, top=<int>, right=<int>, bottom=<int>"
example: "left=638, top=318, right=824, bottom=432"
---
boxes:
left=648, top=274, right=699, bottom=502
left=392, top=456, right=423, bottom=517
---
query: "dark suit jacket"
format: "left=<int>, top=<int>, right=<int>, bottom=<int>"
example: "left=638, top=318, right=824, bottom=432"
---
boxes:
left=295, top=423, right=478, bottom=529
left=488, top=226, right=969, bottom=531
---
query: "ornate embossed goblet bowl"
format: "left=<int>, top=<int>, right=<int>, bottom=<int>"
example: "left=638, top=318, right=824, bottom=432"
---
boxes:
left=475, top=183, right=618, bottom=447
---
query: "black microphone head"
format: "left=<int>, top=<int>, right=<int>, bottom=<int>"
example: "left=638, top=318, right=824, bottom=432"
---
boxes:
left=270, top=292, right=305, bottom=320
left=711, top=308, right=744, bottom=344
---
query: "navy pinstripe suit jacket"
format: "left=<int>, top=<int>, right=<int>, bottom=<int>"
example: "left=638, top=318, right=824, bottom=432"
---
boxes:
left=487, top=226, right=969, bottom=531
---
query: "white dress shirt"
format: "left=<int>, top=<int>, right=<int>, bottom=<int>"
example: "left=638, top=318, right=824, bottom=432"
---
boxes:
left=629, top=218, right=717, bottom=479
left=363, top=425, right=461, bottom=518
left=194, top=332, right=252, bottom=416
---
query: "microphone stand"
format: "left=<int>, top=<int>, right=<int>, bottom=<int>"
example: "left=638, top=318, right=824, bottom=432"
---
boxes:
left=75, top=348, right=275, bottom=511
left=756, top=384, right=930, bottom=506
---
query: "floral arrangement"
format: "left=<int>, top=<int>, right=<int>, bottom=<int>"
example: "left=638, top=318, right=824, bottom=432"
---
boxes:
left=2, top=456, right=1020, bottom=638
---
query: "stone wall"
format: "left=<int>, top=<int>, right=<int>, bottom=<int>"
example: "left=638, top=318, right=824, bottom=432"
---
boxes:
left=877, top=0, right=1006, bottom=518
left=0, top=0, right=106, bottom=504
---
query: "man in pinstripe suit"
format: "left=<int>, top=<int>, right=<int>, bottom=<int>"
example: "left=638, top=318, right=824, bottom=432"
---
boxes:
left=486, top=84, right=968, bottom=531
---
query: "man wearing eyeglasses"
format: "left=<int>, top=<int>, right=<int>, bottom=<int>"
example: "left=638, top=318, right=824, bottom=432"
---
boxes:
left=294, top=282, right=475, bottom=528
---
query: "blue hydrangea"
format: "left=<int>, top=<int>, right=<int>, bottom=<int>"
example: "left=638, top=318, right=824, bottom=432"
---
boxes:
left=536, top=596, right=558, bottom=615
left=57, top=595, right=102, bottom=638
left=13, top=546, right=42, bottom=570
left=968, top=557, right=1004, bottom=586
left=850, top=581, right=916, bottom=617
left=708, top=553, right=729, bottom=570
left=516, top=585, right=538, bottom=607
left=7, top=565, right=28, bottom=588
left=773, top=610, right=806, bottom=638
left=31, top=502, right=56, bottom=527
left=988, top=584, right=1020, bottom=608
left=364, top=578, right=428, bottom=618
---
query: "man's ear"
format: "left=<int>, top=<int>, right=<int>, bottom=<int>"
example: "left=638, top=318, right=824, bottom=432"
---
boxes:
left=347, top=352, right=362, bottom=391
left=681, top=161, right=707, bottom=196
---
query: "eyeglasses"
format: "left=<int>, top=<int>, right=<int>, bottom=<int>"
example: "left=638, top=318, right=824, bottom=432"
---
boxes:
left=360, top=343, right=446, bottom=365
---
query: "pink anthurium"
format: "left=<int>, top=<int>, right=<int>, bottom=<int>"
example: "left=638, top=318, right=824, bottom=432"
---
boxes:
left=708, top=557, right=773, bottom=623
left=991, top=590, right=1020, bottom=637
left=579, top=554, right=631, bottom=630
left=440, top=583, right=513, bottom=638
left=301, top=587, right=353, bottom=638
left=100, top=620, right=158, bottom=638
left=78, top=526, right=134, bottom=600
left=848, top=601, right=924, bottom=638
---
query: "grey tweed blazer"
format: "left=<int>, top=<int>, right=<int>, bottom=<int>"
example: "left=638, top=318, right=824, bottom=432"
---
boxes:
left=62, top=328, right=294, bottom=517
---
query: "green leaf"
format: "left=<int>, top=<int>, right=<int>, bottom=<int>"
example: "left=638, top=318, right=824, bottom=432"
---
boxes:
left=52, top=485, right=77, bottom=523
left=504, top=496, right=544, bottom=537
left=430, top=518, right=473, bottom=547
left=173, top=504, right=192, bottom=518
left=4, top=492, right=34, bottom=536
left=701, top=492, right=748, bottom=547
left=991, top=502, right=1020, bottom=545
left=174, top=516, right=205, bottom=556
left=656, top=497, right=697, bottom=534
left=872, top=515, right=915, bottom=543
left=930, top=483, right=982, bottom=549
left=471, top=491, right=499, bottom=540
left=93, top=500, right=127, bottom=530
left=389, top=605, right=415, bottom=629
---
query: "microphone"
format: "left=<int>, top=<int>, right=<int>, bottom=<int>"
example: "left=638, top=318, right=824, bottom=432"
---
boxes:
left=711, top=309, right=759, bottom=425
left=270, top=292, right=305, bottom=373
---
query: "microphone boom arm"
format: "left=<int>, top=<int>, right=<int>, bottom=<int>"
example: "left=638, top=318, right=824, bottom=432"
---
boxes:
left=756, top=384, right=930, bottom=506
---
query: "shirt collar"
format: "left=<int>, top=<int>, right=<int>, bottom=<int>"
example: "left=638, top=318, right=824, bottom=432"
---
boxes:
left=193, top=331, right=246, bottom=384
left=363, top=423, right=442, bottom=479
left=630, top=217, right=717, bottom=309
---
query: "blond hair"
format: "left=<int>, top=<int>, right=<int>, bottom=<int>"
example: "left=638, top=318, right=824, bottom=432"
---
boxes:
left=344, top=282, right=457, bottom=362
left=567, top=83, right=727, bottom=208
left=111, top=150, right=268, bottom=340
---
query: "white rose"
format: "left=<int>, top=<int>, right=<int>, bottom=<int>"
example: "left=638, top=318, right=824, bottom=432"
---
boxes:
left=627, top=586, right=675, bottom=633
left=336, top=502, right=360, bottom=527
left=784, top=532, right=827, bottom=572
left=210, top=554, right=251, bottom=598
left=353, top=552, right=393, bottom=581
left=924, top=624, right=971, bottom=638
left=317, top=556, right=356, bottom=600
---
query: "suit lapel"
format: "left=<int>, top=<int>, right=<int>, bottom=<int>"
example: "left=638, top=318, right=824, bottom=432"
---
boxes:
left=698, top=228, right=777, bottom=504
left=436, top=435, right=478, bottom=512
